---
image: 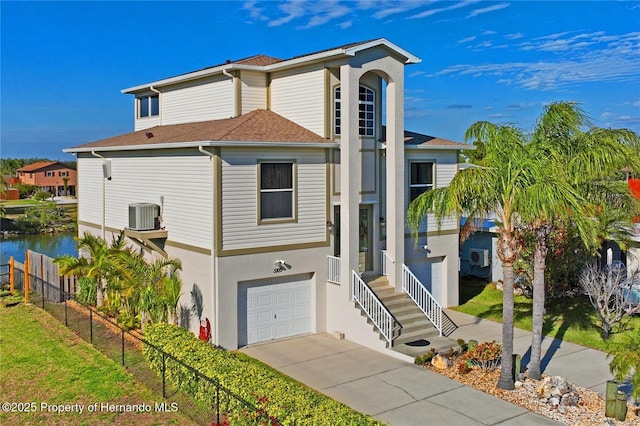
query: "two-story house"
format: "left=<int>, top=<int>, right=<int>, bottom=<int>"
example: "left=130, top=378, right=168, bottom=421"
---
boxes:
left=16, top=161, right=77, bottom=196
left=64, top=39, right=470, bottom=357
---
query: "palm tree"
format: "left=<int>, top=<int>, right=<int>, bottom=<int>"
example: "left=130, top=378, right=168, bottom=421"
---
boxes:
left=55, top=231, right=126, bottom=305
left=524, top=103, right=640, bottom=379
left=113, top=251, right=182, bottom=326
left=409, top=121, right=554, bottom=389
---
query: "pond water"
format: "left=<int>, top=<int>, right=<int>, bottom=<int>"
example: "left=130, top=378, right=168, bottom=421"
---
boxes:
left=0, top=232, right=78, bottom=264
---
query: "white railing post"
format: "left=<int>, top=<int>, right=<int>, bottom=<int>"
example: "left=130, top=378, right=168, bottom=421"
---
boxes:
left=351, top=270, right=399, bottom=345
left=380, top=250, right=394, bottom=277
left=401, top=264, right=444, bottom=336
left=327, top=255, right=341, bottom=284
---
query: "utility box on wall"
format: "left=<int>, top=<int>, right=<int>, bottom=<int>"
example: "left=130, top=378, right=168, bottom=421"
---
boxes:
left=128, top=203, right=160, bottom=231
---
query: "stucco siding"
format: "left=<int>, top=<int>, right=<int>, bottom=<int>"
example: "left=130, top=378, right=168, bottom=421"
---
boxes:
left=270, top=66, right=325, bottom=136
left=220, top=148, right=326, bottom=250
left=240, top=70, right=267, bottom=113
left=161, top=76, right=234, bottom=125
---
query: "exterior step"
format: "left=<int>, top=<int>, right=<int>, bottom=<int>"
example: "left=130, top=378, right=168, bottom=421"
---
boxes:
left=357, top=275, right=458, bottom=354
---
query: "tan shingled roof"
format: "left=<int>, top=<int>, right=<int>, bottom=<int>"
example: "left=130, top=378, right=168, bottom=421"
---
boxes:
left=68, top=110, right=329, bottom=150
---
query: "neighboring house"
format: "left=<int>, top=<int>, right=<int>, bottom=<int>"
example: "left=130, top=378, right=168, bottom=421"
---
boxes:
left=16, top=161, right=77, bottom=196
left=64, top=39, right=471, bottom=356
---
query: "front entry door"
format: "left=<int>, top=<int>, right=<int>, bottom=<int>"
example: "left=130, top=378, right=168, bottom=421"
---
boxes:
left=359, top=206, right=372, bottom=273
left=333, top=205, right=373, bottom=273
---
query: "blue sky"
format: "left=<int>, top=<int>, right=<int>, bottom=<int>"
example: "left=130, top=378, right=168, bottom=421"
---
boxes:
left=1, top=1, right=639, bottom=161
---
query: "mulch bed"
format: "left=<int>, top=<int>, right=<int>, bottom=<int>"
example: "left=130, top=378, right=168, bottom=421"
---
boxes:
left=423, top=356, right=639, bottom=425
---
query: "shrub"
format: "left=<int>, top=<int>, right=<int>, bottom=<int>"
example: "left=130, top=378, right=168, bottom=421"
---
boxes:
left=143, top=324, right=383, bottom=425
left=33, top=190, right=51, bottom=201
left=464, top=340, right=502, bottom=372
left=457, top=362, right=472, bottom=375
left=414, top=348, right=436, bottom=365
left=75, top=276, right=97, bottom=306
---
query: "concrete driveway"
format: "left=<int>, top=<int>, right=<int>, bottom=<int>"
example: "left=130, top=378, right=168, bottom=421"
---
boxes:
left=240, top=334, right=558, bottom=425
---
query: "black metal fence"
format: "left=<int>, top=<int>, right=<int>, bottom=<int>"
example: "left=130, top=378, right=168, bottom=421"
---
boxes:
left=6, top=267, right=275, bottom=425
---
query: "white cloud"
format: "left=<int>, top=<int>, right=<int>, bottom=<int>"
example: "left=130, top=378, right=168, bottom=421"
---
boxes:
left=432, top=31, right=640, bottom=91
left=468, top=2, right=510, bottom=18
left=458, top=36, right=476, bottom=44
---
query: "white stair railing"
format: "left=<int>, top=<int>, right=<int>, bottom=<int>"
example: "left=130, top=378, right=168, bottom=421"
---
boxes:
left=327, top=255, right=341, bottom=284
left=401, top=264, right=444, bottom=336
left=380, top=250, right=394, bottom=276
left=351, top=270, right=400, bottom=346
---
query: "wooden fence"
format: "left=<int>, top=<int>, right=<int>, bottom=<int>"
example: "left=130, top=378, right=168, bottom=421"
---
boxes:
left=5, top=250, right=76, bottom=301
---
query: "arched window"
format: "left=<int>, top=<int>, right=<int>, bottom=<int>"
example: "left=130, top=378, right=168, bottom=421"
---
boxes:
left=334, top=86, right=375, bottom=136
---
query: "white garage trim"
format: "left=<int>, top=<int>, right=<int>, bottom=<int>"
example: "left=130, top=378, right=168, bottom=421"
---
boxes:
left=238, top=273, right=313, bottom=346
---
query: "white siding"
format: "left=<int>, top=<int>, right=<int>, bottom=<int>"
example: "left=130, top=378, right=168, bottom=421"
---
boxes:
left=81, top=150, right=213, bottom=249
left=161, top=76, right=234, bottom=125
left=134, top=116, right=161, bottom=132
left=240, top=71, right=267, bottom=113
left=270, top=65, right=325, bottom=136
left=220, top=148, right=326, bottom=250
left=406, top=150, right=459, bottom=233
left=77, top=155, right=105, bottom=226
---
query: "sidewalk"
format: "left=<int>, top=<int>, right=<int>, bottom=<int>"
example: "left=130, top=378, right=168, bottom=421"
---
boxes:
left=240, top=334, right=559, bottom=425
left=445, top=309, right=613, bottom=396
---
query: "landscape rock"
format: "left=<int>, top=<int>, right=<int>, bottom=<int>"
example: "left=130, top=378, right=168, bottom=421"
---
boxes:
left=431, top=354, right=452, bottom=369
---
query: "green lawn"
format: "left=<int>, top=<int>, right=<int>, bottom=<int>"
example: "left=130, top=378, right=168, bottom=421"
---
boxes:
left=454, top=278, right=640, bottom=352
left=0, top=304, right=195, bottom=426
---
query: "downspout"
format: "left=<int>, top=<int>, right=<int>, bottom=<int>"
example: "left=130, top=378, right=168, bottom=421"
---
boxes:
left=198, top=145, right=218, bottom=345
left=91, top=151, right=107, bottom=240
left=149, top=86, right=162, bottom=125
left=221, top=69, right=239, bottom=117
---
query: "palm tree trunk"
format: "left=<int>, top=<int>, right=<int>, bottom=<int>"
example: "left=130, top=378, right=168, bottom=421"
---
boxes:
left=498, top=263, right=516, bottom=390
left=528, top=224, right=551, bottom=380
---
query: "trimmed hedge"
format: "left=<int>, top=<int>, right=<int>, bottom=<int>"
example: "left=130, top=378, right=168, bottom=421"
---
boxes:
left=143, top=324, right=384, bottom=425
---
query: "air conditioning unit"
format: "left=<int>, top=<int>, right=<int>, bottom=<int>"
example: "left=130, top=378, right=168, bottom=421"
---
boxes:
left=469, top=248, right=490, bottom=267
left=128, top=203, right=160, bottom=231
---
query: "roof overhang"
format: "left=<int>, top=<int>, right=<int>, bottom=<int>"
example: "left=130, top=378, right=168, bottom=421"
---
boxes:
left=404, top=144, right=476, bottom=151
left=122, top=38, right=421, bottom=94
left=64, top=140, right=340, bottom=154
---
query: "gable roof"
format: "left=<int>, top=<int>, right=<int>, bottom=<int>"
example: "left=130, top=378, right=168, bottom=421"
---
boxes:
left=123, top=38, right=420, bottom=94
left=17, top=161, right=74, bottom=172
left=64, top=109, right=334, bottom=153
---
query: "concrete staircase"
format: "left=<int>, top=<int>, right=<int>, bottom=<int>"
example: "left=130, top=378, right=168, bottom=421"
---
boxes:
left=358, top=275, right=458, bottom=356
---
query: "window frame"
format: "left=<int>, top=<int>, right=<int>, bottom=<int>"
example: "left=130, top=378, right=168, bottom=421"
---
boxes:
left=257, top=161, right=297, bottom=224
left=334, top=85, right=375, bottom=137
left=45, top=171, right=55, bottom=177
left=137, top=94, right=159, bottom=118
left=409, top=161, right=434, bottom=202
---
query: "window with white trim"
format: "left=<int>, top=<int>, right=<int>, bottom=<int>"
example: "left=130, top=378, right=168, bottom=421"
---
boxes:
left=59, top=171, right=69, bottom=177
left=138, top=95, right=159, bottom=118
left=259, top=162, right=295, bottom=221
left=334, top=86, right=375, bottom=136
left=409, top=162, right=434, bottom=202
left=45, top=171, right=54, bottom=177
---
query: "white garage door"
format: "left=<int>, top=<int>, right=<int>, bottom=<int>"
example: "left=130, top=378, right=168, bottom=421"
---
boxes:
left=238, top=275, right=312, bottom=346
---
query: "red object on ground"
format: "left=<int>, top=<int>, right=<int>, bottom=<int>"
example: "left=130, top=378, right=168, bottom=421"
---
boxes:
left=630, top=178, right=640, bottom=200
left=199, top=318, right=211, bottom=342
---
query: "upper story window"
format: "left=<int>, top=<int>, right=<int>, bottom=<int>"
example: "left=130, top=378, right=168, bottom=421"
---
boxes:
left=334, top=86, right=375, bottom=137
left=59, top=171, right=69, bottom=177
left=138, top=95, right=159, bottom=118
left=409, top=162, right=434, bottom=202
left=45, top=171, right=55, bottom=177
left=259, top=162, right=295, bottom=221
